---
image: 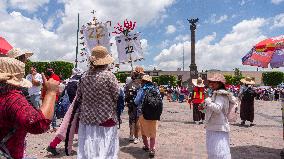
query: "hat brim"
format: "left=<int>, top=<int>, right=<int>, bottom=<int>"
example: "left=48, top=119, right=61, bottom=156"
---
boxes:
left=240, top=79, right=255, bottom=85
left=25, top=52, right=33, bottom=58
left=6, top=78, right=32, bottom=88
left=142, top=77, right=152, bottom=82
left=192, top=79, right=205, bottom=87
left=91, top=54, right=115, bottom=66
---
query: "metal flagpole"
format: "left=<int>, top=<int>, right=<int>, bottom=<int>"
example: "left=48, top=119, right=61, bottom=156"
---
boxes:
left=183, top=43, right=185, bottom=71
left=75, top=13, right=79, bottom=68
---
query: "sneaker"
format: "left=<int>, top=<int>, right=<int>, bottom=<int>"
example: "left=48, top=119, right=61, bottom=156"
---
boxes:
left=129, top=136, right=134, bottom=142
left=142, top=146, right=150, bottom=152
left=195, top=121, right=199, bottom=124
left=133, top=138, right=139, bottom=144
left=149, top=149, right=155, bottom=158
left=241, top=121, right=245, bottom=126
left=46, top=146, right=59, bottom=156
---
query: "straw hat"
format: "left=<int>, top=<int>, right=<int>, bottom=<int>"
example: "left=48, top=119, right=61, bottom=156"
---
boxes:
left=7, top=48, right=33, bottom=59
left=134, top=66, right=144, bottom=74
left=89, top=46, right=114, bottom=66
left=142, top=75, right=152, bottom=82
left=192, top=77, right=205, bottom=87
left=0, top=57, right=32, bottom=88
left=240, top=77, right=255, bottom=85
left=207, top=73, right=226, bottom=84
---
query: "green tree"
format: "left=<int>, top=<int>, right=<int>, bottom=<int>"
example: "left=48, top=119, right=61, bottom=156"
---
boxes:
left=262, top=71, right=284, bottom=86
left=114, top=72, right=130, bottom=83
left=25, top=60, right=74, bottom=80
left=158, top=75, right=177, bottom=86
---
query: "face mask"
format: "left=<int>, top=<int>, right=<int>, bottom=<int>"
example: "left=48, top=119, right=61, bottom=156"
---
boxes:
left=46, top=71, right=52, bottom=77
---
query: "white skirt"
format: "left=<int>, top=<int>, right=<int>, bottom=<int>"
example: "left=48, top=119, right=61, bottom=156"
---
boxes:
left=77, top=122, right=119, bottom=159
left=206, top=130, right=231, bottom=159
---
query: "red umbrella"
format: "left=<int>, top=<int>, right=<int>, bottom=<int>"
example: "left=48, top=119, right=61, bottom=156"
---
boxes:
left=254, top=35, right=284, bottom=52
left=0, top=37, right=13, bottom=55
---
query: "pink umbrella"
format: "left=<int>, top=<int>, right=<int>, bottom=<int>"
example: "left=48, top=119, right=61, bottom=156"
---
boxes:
left=0, top=37, right=13, bottom=55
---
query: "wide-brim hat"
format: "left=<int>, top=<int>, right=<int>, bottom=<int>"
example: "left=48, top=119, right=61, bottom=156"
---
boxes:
left=0, top=57, right=32, bottom=88
left=134, top=66, right=144, bottom=74
left=207, top=73, right=226, bottom=84
left=142, top=75, right=152, bottom=82
left=89, top=46, right=115, bottom=66
left=240, top=77, right=255, bottom=85
left=7, top=48, right=33, bottom=59
left=192, top=77, right=205, bottom=87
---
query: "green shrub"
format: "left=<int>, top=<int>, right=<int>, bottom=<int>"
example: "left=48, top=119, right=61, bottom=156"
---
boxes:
left=25, top=60, right=74, bottom=80
left=262, top=71, right=284, bottom=86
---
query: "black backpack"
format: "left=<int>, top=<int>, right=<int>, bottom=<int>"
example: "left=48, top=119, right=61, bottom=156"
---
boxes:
left=125, top=81, right=140, bottom=104
left=142, top=87, right=163, bottom=120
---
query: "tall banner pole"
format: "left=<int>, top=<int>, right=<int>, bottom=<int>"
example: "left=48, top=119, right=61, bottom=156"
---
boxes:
left=75, top=13, right=79, bottom=68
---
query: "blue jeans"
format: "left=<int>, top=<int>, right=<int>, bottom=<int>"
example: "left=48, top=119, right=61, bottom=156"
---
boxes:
left=30, top=94, right=41, bottom=109
left=51, top=113, right=57, bottom=128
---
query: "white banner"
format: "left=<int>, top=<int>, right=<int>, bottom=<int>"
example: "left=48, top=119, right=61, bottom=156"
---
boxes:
left=82, top=23, right=111, bottom=54
left=115, top=32, right=144, bottom=64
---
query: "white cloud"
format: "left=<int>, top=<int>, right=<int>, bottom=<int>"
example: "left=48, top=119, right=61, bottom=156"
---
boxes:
left=140, top=38, right=149, bottom=54
left=271, top=0, right=284, bottom=4
left=154, top=18, right=268, bottom=71
left=0, top=0, right=8, bottom=11
left=271, top=13, right=284, bottom=28
left=206, top=14, right=228, bottom=24
left=0, top=0, right=174, bottom=72
left=8, top=0, right=49, bottom=12
left=165, top=25, right=176, bottom=34
left=0, top=11, right=74, bottom=62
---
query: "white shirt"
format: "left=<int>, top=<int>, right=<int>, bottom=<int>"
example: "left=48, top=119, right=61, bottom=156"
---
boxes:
left=26, top=73, right=43, bottom=96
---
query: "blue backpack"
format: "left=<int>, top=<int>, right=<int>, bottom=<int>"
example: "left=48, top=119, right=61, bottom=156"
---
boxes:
left=56, top=90, right=71, bottom=119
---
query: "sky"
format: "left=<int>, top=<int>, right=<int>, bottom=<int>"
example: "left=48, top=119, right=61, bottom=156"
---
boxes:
left=0, top=0, right=284, bottom=72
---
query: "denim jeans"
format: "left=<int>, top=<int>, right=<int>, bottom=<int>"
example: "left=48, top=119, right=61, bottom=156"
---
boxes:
left=30, top=94, right=41, bottom=109
left=51, top=113, right=57, bottom=128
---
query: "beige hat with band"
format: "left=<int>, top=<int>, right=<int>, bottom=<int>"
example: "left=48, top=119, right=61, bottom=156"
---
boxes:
left=89, top=46, right=115, bottom=66
left=207, top=73, right=226, bottom=84
left=7, top=48, right=33, bottom=59
left=142, top=75, right=152, bottom=82
left=0, top=57, right=32, bottom=88
left=192, top=77, right=205, bottom=87
left=240, top=77, right=255, bottom=85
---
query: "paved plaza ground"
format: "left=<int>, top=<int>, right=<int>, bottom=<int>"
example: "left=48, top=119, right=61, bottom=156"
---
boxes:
left=26, top=99, right=283, bottom=159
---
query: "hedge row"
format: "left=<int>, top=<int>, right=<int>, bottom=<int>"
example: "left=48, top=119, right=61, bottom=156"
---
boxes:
left=25, top=61, right=74, bottom=80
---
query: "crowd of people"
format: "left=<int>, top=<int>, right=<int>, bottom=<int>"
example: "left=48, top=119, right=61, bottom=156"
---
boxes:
left=0, top=46, right=283, bottom=159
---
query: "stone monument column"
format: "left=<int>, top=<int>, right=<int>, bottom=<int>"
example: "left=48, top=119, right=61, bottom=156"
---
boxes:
left=187, top=18, right=199, bottom=87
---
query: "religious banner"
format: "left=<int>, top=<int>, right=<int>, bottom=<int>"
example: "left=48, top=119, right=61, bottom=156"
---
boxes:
left=115, top=32, right=144, bottom=64
left=82, top=22, right=111, bottom=54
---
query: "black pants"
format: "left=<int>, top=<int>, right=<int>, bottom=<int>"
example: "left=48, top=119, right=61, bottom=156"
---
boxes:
left=193, top=103, right=205, bottom=121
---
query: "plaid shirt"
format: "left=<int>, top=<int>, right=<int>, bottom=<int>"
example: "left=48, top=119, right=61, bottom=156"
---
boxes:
left=0, top=88, right=51, bottom=159
left=77, top=67, right=120, bottom=125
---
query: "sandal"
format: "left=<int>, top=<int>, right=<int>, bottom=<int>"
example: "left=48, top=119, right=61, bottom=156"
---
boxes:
left=142, top=146, right=149, bottom=152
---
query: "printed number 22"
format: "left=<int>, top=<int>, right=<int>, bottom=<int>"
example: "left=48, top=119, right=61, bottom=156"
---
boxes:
left=125, top=46, right=134, bottom=54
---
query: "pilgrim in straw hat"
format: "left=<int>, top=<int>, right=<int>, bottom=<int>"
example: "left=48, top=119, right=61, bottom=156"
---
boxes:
left=240, top=77, right=255, bottom=85
left=89, top=46, right=115, bottom=66
left=142, top=75, right=152, bottom=83
left=192, top=77, right=205, bottom=87
left=0, top=57, right=32, bottom=88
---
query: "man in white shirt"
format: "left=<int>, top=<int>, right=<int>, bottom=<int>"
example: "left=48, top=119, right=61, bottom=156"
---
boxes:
left=26, top=66, right=43, bottom=108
